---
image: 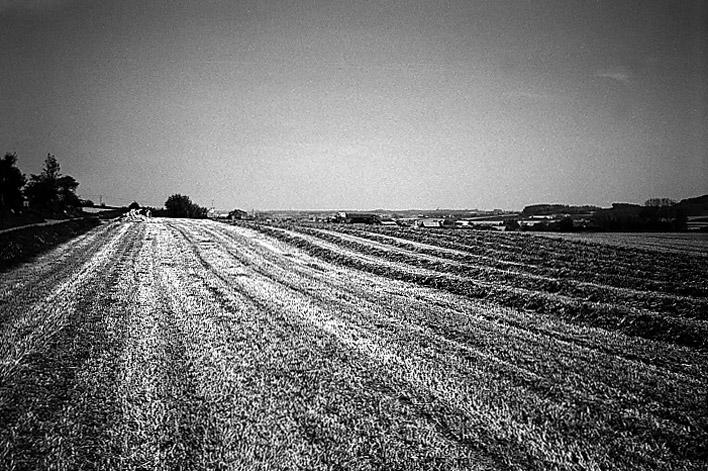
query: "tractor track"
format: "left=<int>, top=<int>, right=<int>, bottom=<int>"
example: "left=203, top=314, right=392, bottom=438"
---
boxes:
left=0, top=218, right=705, bottom=471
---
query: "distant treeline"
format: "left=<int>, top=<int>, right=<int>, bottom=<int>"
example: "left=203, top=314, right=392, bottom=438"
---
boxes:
left=521, top=196, right=708, bottom=232
left=522, top=204, right=601, bottom=216
left=1, top=152, right=212, bottom=228
left=162, top=194, right=208, bottom=218
left=1, top=152, right=87, bottom=229
left=127, top=195, right=209, bottom=219
left=591, top=202, right=686, bottom=232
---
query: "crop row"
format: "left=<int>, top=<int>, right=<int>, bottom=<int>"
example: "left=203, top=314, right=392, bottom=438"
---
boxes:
left=207, top=224, right=705, bottom=422
left=316, top=224, right=708, bottom=297
left=0, top=223, right=144, bottom=469
left=207, top=221, right=707, bottom=469
left=398, top=226, right=706, bottom=289
left=413, top=225, right=705, bottom=272
left=288, top=225, right=707, bottom=320
left=158, top=222, right=497, bottom=469
left=245, top=224, right=707, bottom=350
left=203, top=222, right=708, bottom=376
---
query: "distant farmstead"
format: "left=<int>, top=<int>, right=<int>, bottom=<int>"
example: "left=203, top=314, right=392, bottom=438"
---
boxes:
left=336, top=212, right=380, bottom=224
left=457, top=219, right=506, bottom=230
left=229, top=209, right=248, bottom=220
left=414, top=218, right=446, bottom=228
left=379, top=218, right=398, bottom=226
left=208, top=210, right=231, bottom=219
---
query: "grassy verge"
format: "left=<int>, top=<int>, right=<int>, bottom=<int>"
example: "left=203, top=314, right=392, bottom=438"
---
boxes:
left=0, top=218, right=101, bottom=270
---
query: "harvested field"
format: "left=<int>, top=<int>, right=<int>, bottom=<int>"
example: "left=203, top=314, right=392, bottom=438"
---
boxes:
left=1, top=218, right=706, bottom=470
left=531, top=231, right=708, bottom=257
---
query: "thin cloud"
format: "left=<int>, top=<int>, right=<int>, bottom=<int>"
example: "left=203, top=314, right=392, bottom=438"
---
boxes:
left=0, top=0, right=73, bottom=14
left=503, top=91, right=569, bottom=103
left=339, top=144, right=371, bottom=159
left=595, top=67, right=633, bottom=85
left=513, top=91, right=563, bottom=101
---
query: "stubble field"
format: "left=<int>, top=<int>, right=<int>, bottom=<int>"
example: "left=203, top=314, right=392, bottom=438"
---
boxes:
left=0, top=218, right=705, bottom=470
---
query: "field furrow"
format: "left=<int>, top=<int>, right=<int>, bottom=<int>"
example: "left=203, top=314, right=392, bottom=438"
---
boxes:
left=172, top=220, right=707, bottom=469
left=324, top=225, right=707, bottom=296
left=245, top=224, right=708, bottom=349
left=297, top=226, right=708, bottom=320
left=1, top=218, right=705, bottom=470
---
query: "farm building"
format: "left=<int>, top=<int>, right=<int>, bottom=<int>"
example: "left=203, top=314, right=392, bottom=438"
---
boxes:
left=347, top=213, right=379, bottom=224
left=228, top=209, right=248, bottom=220
left=458, top=220, right=506, bottom=230
left=336, top=212, right=380, bottom=224
left=519, top=219, right=553, bottom=229
left=208, top=210, right=231, bottom=220
left=414, top=218, right=447, bottom=228
left=687, top=216, right=708, bottom=231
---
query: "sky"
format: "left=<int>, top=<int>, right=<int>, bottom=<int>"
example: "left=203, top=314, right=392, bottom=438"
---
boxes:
left=1, top=0, right=706, bottom=210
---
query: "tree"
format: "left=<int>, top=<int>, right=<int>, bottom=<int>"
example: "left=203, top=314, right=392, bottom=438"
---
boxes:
left=57, top=175, right=80, bottom=207
left=504, top=219, right=520, bottom=231
left=0, top=152, right=26, bottom=218
left=24, top=153, right=81, bottom=216
left=128, top=201, right=141, bottom=210
left=164, top=194, right=208, bottom=218
left=165, top=194, right=191, bottom=217
left=557, top=216, right=574, bottom=232
left=644, top=198, right=675, bottom=207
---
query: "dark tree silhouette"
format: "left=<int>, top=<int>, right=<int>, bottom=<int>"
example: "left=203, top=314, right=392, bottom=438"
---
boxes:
left=164, top=194, right=208, bottom=218
left=24, top=154, right=81, bottom=216
left=0, top=152, right=26, bottom=219
left=645, top=198, right=676, bottom=207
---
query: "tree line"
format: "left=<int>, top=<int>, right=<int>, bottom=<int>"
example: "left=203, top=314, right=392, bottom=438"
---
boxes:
left=1, top=153, right=83, bottom=226
left=1, top=152, right=211, bottom=227
left=590, top=200, right=689, bottom=232
left=127, top=195, right=208, bottom=219
left=520, top=198, right=695, bottom=232
left=162, top=194, right=208, bottom=218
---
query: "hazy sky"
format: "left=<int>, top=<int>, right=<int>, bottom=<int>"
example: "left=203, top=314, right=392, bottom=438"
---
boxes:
left=1, top=0, right=706, bottom=210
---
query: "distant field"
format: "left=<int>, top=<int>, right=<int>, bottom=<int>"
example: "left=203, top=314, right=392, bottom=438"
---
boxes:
left=81, top=206, right=123, bottom=214
left=1, top=219, right=705, bottom=470
left=533, top=231, right=708, bottom=256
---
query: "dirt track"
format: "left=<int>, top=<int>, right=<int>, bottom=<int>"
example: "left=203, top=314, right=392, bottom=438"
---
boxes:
left=1, top=218, right=705, bottom=470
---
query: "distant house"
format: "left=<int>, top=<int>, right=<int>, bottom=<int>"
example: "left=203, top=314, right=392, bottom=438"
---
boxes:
left=465, top=220, right=506, bottom=230
left=228, top=209, right=248, bottom=220
left=210, top=210, right=231, bottom=219
left=346, top=213, right=379, bottom=224
left=379, top=218, right=398, bottom=226
left=519, top=219, right=551, bottom=229
left=415, top=218, right=446, bottom=228
left=572, top=218, right=592, bottom=230
left=332, top=212, right=380, bottom=224
left=687, top=216, right=708, bottom=231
